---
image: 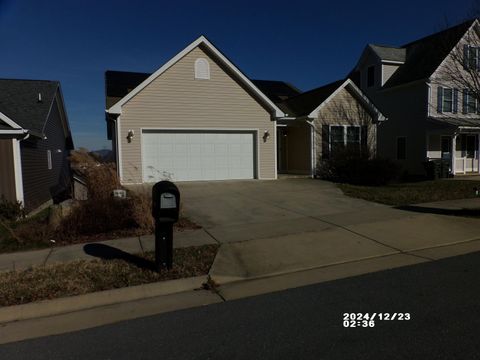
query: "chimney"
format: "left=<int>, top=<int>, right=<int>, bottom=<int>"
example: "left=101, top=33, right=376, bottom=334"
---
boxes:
left=37, top=93, right=42, bottom=103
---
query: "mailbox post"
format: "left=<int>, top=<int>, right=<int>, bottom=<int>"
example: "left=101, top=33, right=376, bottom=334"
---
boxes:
left=152, top=181, right=180, bottom=271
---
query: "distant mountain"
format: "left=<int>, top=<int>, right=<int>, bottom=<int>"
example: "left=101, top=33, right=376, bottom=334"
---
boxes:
left=91, top=149, right=115, bottom=162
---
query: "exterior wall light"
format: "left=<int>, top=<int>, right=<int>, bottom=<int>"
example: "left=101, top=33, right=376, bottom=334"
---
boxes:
left=127, top=129, right=135, bottom=143
left=263, top=130, right=270, bottom=142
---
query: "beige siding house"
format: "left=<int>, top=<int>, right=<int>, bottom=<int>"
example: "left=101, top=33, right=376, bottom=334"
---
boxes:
left=106, top=37, right=282, bottom=184
left=105, top=36, right=383, bottom=183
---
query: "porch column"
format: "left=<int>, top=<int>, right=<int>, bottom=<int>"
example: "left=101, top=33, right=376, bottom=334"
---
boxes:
left=478, top=134, right=480, bottom=174
left=452, top=134, right=457, bottom=175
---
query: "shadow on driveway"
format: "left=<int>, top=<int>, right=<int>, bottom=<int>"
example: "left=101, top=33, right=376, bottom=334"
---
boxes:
left=83, top=243, right=155, bottom=271
left=396, top=205, right=480, bottom=217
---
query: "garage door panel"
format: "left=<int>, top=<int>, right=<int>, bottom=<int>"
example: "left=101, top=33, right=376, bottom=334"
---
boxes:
left=142, top=131, right=255, bottom=182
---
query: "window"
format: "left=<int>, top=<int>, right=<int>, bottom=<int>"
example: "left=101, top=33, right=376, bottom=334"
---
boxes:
left=194, top=58, right=210, bottom=79
left=329, top=125, right=361, bottom=155
left=397, top=137, right=406, bottom=160
left=47, top=150, right=52, bottom=170
left=464, top=45, right=479, bottom=71
left=465, top=90, right=478, bottom=113
left=330, top=126, right=345, bottom=155
left=442, top=88, right=453, bottom=112
left=367, top=66, right=375, bottom=87
left=346, top=126, right=361, bottom=152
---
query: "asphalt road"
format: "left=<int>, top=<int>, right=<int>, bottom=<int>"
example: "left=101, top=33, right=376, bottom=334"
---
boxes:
left=1, top=251, right=480, bottom=359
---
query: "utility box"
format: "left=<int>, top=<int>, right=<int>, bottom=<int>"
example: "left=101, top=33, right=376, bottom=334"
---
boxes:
left=151, top=181, right=180, bottom=271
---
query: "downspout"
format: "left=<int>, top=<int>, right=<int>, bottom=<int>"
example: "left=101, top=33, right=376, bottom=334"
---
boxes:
left=306, top=120, right=316, bottom=178
left=13, top=132, right=30, bottom=206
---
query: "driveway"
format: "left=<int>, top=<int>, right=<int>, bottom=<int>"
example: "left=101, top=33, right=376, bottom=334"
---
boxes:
left=178, top=178, right=400, bottom=243
left=175, top=178, right=480, bottom=282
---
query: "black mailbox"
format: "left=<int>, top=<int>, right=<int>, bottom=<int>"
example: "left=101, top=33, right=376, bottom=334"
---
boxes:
left=151, top=181, right=180, bottom=271
left=152, top=181, right=180, bottom=222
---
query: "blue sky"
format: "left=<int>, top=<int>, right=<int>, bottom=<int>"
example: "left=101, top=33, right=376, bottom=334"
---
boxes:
left=0, top=0, right=473, bottom=150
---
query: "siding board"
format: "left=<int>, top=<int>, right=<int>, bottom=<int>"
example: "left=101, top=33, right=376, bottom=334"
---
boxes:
left=21, top=95, right=71, bottom=211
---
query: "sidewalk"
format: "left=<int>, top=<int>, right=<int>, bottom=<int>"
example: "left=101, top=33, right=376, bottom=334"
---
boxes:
left=0, top=228, right=217, bottom=272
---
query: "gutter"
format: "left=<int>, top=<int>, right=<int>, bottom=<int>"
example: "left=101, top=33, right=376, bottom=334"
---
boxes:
left=305, top=119, right=316, bottom=179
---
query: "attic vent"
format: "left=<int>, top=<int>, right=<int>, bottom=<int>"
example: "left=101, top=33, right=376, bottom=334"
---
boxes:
left=194, top=58, right=210, bottom=80
left=37, top=93, right=42, bottom=103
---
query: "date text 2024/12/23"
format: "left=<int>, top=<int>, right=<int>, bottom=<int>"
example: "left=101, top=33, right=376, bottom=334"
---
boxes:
left=343, top=313, right=411, bottom=328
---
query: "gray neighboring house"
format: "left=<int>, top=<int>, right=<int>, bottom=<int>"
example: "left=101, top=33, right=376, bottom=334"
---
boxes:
left=0, top=79, right=73, bottom=212
left=350, top=18, right=480, bottom=176
left=105, top=36, right=384, bottom=183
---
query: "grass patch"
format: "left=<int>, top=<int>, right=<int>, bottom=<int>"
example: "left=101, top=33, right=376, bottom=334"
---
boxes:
left=0, top=244, right=218, bottom=307
left=0, top=208, right=52, bottom=253
left=338, top=180, right=480, bottom=206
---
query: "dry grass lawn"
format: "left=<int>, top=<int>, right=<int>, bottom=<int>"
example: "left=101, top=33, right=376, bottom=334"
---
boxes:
left=0, top=244, right=218, bottom=307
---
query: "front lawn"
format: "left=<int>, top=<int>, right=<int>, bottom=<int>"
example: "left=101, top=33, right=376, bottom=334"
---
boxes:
left=0, top=244, right=218, bottom=307
left=338, top=180, right=480, bottom=206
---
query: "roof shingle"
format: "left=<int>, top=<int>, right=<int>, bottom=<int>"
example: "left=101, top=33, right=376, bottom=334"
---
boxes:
left=0, top=79, right=59, bottom=135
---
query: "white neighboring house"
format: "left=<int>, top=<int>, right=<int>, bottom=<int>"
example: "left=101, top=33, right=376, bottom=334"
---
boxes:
left=351, top=18, right=480, bottom=176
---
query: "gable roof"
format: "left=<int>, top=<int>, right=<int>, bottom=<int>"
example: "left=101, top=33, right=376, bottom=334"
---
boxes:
left=0, top=79, right=60, bottom=136
left=384, top=19, right=477, bottom=88
left=251, top=80, right=302, bottom=103
left=281, top=79, right=345, bottom=117
left=105, top=70, right=150, bottom=109
left=280, top=78, right=385, bottom=120
left=107, top=36, right=285, bottom=117
left=369, top=44, right=406, bottom=63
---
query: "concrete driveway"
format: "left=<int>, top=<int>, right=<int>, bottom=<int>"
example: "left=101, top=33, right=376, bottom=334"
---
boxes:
left=178, top=178, right=401, bottom=243
left=175, top=178, right=480, bottom=282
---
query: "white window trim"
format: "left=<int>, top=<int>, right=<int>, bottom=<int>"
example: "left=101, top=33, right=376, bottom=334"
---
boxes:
left=465, top=90, right=478, bottom=114
left=328, top=124, right=361, bottom=153
left=441, top=87, right=454, bottom=113
left=47, top=150, right=52, bottom=170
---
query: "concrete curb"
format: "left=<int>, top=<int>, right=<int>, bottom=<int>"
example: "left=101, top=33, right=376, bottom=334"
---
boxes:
left=0, top=275, right=207, bottom=324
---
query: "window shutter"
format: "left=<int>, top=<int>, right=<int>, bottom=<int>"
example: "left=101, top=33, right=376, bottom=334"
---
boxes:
left=477, top=48, right=480, bottom=71
left=437, top=86, right=443, bottom=113
left=463, top=89, right=468, bottom=114
left=321, top=125, right=330, bottom=159
left=464, top=45, right=469, bottom=70
left=453, top=89, right=458, bottom=113
left=361, top=126, right=368, bottom=157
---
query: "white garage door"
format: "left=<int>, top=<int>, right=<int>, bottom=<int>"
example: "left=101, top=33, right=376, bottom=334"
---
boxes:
left=142, top=130, right=256, bottom=182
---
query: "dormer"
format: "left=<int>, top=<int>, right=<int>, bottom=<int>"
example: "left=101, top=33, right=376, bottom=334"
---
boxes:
left=351, top=44, right=406, bottom=92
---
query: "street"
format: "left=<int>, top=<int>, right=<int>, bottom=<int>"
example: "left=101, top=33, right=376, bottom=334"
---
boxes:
left=1, top=250, right=479, bottom=359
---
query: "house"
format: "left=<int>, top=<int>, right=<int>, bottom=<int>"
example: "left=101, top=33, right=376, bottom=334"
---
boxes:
left=350, top=18, right=480, bottom=176
left=0, top=79, right=73, bottom=212
left=105, top=36, right=384, bottom=183
left=268, top=78, right=385, bottom=175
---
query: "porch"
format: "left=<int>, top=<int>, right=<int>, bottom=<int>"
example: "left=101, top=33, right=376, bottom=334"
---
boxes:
left=427, top=131, right=480, bottom=176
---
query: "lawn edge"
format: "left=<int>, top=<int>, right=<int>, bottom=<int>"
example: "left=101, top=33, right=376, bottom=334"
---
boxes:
left=0, top=275, right=207, bottom=324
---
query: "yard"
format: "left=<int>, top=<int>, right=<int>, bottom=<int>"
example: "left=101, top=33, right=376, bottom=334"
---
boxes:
left=0, top=244, right=218, bottom=307
left=338, top=180, right=480, bottom=206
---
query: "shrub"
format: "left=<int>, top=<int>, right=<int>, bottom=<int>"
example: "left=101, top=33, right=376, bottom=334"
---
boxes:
left=0, top=196, right=25, bottom=221
left=84, top=163, right=121, bottom=201
left=130, top=192, right=154, bottom=233
left=57, top=198, right=137, bottom=240
left=318, top=150, right=401, bottom=186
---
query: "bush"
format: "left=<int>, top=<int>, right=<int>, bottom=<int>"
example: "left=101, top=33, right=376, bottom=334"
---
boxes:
left=318, top=150, right=401, bottom=186
left=57, top=198, right=137, bottom=240
left=56, top=163, right=155, bottom=241
left=0, top=196, right=24, bottom=221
